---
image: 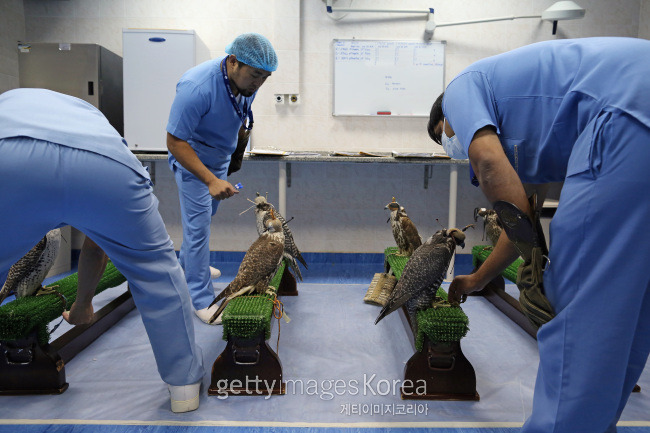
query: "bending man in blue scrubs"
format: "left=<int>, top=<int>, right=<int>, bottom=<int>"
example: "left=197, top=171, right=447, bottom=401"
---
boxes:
left=429, top=37, right=650, bottom=432
left=0, top=88, right=204, bottom=413
left=166, top=33, right=277, bottom=324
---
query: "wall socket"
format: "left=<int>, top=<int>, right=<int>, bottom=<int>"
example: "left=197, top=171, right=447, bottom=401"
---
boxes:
left=288, top=94, right=300, bottom=105
left=274, top=94, right=285, bottom=104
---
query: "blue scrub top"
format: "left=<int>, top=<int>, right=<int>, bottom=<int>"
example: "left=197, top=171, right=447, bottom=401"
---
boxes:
left=0, top=88, right=149, bottom=180
left=166, top=56, right=256, bottom=172
left=443, top=37, right=650, bottom=184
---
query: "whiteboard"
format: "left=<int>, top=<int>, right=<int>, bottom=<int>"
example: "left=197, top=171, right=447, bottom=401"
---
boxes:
left=333, top=39, right=445, bottom=117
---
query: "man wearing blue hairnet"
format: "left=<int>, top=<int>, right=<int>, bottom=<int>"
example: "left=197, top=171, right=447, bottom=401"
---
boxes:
left=428, top=37, right=650, bottom=432
left=166, top=33, right=278, bottom=324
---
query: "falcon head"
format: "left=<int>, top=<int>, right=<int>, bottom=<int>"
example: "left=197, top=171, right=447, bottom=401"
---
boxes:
left=445, top=224, right=475, bottom=249
left=385, top=196, right=400, bottom=212
left=240, top=192, right=271, bottom=215
left=474, top=207, right=489, bottom=222
left=254, top=192, right=266, bottom=202
left=446, top=229, right=466, bottom=249
left=264, top=209, right=283, bottom=233
left=253, top=193, right=273, bottom=212
left=254, top=193, right=269, bottom=206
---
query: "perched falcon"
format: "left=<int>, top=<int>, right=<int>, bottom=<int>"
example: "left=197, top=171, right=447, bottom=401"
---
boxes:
left=208, top=211, right=285, bottom=323
left=0, top=229, right=61, bottom=304
left=375, top=225, right=473, bottom=335
left=474, top=207, right=502, bottom=247
left=385, top=197, right=422, bottom=257
left=249, top=193, right=307, bottom=281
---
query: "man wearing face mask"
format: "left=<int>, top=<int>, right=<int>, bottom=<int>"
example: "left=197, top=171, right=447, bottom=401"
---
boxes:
left=427, top=37, right=650, bottom=433
left=167, top=33, right=277, bottom=324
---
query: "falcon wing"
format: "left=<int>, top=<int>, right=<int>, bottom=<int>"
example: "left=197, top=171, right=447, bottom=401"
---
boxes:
left=375, top=239, right=454, bottom=324
left=0, top=235, right=47, bottom=303
left=401, top=216, right=422, bottom=250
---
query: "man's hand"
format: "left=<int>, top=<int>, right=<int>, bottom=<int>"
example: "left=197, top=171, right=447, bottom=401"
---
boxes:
left=208, top=178, right=239, bottom=200
left=62, top=301, right=95, bottom=325
left=448, top=274, right=484, bottom=305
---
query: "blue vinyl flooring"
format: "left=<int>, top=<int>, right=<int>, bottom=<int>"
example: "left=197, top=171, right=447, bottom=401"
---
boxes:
left=1, top=252, right=648, bottom=433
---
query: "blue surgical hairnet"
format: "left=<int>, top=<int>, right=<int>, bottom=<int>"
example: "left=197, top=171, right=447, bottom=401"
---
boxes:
left=225, top=33, right=278, bottom=72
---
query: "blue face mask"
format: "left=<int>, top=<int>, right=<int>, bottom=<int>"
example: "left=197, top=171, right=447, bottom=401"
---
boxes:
left=441, top=119, right=468, bottom=159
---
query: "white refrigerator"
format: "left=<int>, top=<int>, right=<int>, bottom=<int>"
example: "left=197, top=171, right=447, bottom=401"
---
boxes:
left=123, top=29, right=209, bottom=152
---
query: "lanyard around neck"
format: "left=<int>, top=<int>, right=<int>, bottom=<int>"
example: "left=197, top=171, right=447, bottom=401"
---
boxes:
left=221, top=55, right=253, bottom=130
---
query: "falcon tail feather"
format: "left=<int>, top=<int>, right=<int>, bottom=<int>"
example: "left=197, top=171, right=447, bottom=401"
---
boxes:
left=210, top=283, right=232, bottom=306
left=374, top=287, right=415, bottom=324
left=286, top=256, right=303, bottom=281
left=208, top=298, right=229, bottom=324
left=295, top=252, right=308, bottom=270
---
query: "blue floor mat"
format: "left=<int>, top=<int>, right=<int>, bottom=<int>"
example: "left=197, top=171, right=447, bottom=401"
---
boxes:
left=3, top=253, right=648, bottom=433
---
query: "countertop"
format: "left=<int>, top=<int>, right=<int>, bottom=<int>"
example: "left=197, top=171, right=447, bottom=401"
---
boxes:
left=133, top=151, right=469, bottom=165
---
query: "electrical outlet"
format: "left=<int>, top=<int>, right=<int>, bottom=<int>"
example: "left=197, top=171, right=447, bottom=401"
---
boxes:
left=274, top=94, right=285, bottom=104
left=288, top=94, right=300, bottom=105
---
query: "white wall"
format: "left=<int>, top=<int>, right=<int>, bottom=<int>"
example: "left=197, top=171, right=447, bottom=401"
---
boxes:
left=6, top=0, right=650, bottom=253
left=0, top=0, right=25, bottom=93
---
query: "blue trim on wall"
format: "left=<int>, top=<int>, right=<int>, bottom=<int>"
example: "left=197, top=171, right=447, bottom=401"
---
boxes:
left=206, top=252, right=475, bottom=284
left=66, top=251, right=475, bottom=284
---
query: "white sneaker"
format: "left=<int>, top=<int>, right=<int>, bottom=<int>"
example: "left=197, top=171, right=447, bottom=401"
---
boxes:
left=210, top=266, right=221, bottom=279
left=195, top=303, right=223, bottom=325
left=168, top=381, right=201, bottom=413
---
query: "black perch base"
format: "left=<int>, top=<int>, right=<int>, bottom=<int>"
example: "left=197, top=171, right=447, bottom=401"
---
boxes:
left=401, top=337, right=479, bottom=401
left=209, top=332, right=285, bottom=396
left=0, top=331, right=68, bottom=395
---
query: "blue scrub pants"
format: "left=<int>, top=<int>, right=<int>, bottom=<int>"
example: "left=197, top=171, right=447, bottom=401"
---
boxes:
left=170, top=159, right=225, bottom=310
left=0, top=138, right=204, bottom=387
left=523, top=110, right=650, bottom=433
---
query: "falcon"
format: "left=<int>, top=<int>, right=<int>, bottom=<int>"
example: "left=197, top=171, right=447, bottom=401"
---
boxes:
left=243, top=193, right=307, bottom=281
left=375, top=225, right=473, bottom=335
left=207, top=210, right=285, bottom=323
left=474, top=207, right=502, bottom=247
left=385, top=197, right=422, bottom=257
left=0, top=229, right=61, bottom=304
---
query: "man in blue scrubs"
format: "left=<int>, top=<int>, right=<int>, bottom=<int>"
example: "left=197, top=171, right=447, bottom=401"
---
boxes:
left=0, top=88, right=204, bottom=413
left=166, top=33, right=277, bottom=324
left=428, top=37, right=650, bottom=432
